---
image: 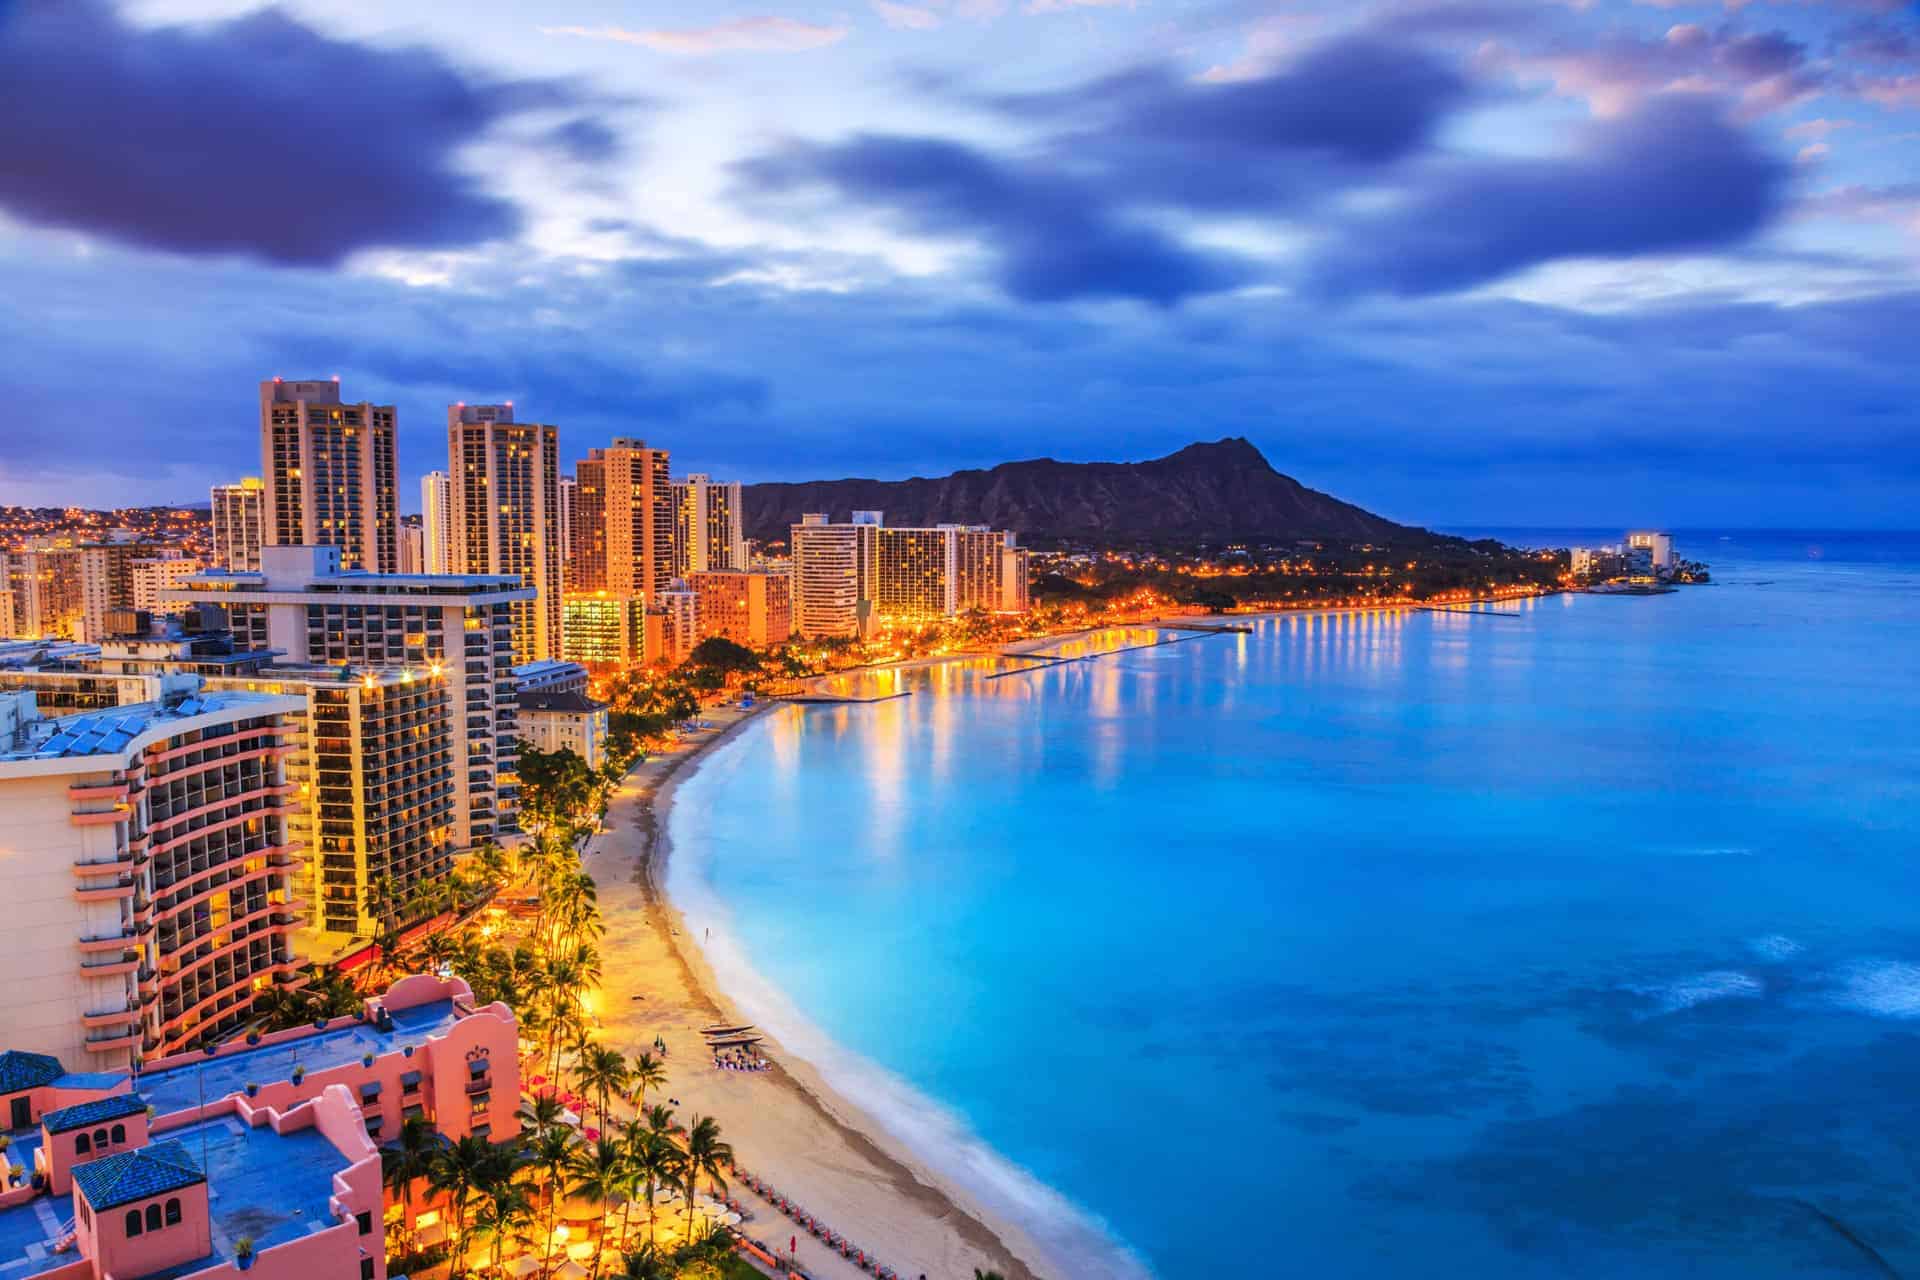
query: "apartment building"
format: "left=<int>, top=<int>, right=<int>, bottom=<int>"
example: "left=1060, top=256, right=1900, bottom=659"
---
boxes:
left=420, top=470, right=452, bottom=574
left=571, top=438, right=672, bottom=600
left=788, top=514, right=877, bottom=639
left=446, top=404, right=563, bottom=663
left=561, top=591, right=647, bottom=669
left=259, top=378, right=398, bottom=573
left=209, top=478, right=265, bottom=573
left=671, top=474, right=747, bottom=577
left=168, top=546, right=531, bottom=850
left=689, top=570, right=792, bottom=647
left=0, top=684, right=307, bottom=1068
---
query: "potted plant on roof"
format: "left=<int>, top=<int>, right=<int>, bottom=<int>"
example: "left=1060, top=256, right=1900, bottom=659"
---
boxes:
left=244, top=1083, right=259, bottom=1098
left=290, top=1065, right=306, bottom=1086
left=362, top=1053, right=375, bottom=1068
left=234, top=1237, right=255, bottom=1271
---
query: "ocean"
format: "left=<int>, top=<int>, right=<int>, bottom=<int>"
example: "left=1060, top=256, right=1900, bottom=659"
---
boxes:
left=666, top=530, right=1920, bottom=1279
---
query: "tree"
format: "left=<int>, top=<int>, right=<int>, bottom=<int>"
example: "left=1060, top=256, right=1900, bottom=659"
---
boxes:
left=525, top=1120, right=575, bottom=1263
left=426, top=1135, right=497, bottom=1280
left=627, top=1053, right=666, bottom=1114
left=565, top=1137, right=627, bottom=1280
left=381, top=1117, right=442, bottom=1238
left=622, top=1128, right=683, bottom=1249
left=679, top=1115, right=733, bottom=1241
left=614, top=1243, right=671, bottom=1280
left=576, top=1044, right=629, bottom=1127
left=472, top=1180, right=534, bottom=1275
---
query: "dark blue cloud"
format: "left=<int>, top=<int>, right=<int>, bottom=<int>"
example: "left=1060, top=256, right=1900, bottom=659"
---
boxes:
left=0, top=0, right=605, bottom=264
left=1310, top=97, right=1789, bottom=297
left=737, top=135, right=1238, bottom=305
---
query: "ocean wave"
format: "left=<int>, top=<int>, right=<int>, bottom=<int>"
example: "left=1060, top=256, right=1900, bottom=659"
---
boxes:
left=1749, top=935, right=1803, bottom=962
left=666, top=759, right=1153, bottom=1280
left=1630, top=970, right=1764, bottom=1016
left=1832, top=961, right=1920, bottom=1019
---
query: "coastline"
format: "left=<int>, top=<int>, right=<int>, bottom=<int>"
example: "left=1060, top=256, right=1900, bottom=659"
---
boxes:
left=583, top=705, right=1064, bottom=1280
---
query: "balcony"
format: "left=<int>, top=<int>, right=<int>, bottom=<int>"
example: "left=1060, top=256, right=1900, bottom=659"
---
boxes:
left=73, top=856, right=136, bottom=878
left=71, top=805, right=132, bottom=828
left=77, top=930, right=135, bottom=954
left=82, top=1004, right=137, bottom=1030
left=75, top=878, right=136, bottom=904
left=83, top=1030, right=140, bottom=1054
left=78, top=952, right=140, bottom=978
left=69, top=781, right=130, bottom=803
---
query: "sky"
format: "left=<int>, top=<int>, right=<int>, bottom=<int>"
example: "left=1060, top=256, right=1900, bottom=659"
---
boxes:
left=0, top=0, right=1916, bottom=528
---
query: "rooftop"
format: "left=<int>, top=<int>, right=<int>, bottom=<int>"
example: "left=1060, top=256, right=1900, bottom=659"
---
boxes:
left=519, top=690, right=604, bottom=714
left=165, top=1114, right=344, bottom=1256
left=134, top=999, right=461, bottom=1118
left=41, top=1093, right=147, bottom=1134
left=0, top=1051, right=62, bottom=1096
left=70, top=1140, right=204, bottom=1210
left=0, top=691, right=293, bottom=764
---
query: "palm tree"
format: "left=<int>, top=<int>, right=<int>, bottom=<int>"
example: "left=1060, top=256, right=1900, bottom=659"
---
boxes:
left=613, top=1244, right=670, bottom=1280
left=518, top=1091, right=568, bottom=1136
left=472, top=1181, right=534, bottom=1275
left=622, top=1128, right=682, bottom=1248
left=525, top=1121, right=574, bottom=1265
left=427, top=1135, right=496, bottom=1280
left=627, top=1053, right=666, bottom=1114
left=564, top=1137, right=627, bottom=1280
left=679, top=1115, right=732, bottom=1241
left=381, top=1117, right=442, bottom=1239
left=577, top=1044, right=629, bottom=1126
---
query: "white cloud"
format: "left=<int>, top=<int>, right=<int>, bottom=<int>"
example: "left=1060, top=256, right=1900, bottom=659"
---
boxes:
left=872, top=0, right=943, bottom=29
left=538, top=17, right=848, bottom=55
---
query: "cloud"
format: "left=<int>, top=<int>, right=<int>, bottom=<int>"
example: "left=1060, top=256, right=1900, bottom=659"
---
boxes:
left=872, top=0, right=944, bottom=29
left=0, top=0, right=606, bottom=265
left=736, top=135, right=1239, bottom=304
left=1025, top=0, right=1136, bottom=11
left=1488, top=20, right=1830, bottom=117
left=1310, top=96, right=1789, bottom=297
left=1783, top=117, right=1857, bottom=140
left=539, top=17, right=848, bottom=54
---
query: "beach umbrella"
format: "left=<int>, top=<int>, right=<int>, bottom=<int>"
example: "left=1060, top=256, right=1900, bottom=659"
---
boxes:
left=507, top=1256, right=542, bottom=1278
left=555, top=1260, right=590, bottom=1280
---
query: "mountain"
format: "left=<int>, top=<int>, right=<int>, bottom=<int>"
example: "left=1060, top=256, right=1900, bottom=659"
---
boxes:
left=740, top=438, right=1430, bottom=546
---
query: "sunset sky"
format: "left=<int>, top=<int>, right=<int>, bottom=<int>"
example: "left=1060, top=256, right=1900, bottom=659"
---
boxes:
left=1, top=0, right=1916, bottom=526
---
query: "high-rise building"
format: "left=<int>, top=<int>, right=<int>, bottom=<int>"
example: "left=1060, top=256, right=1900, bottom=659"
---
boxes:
left=789, top=514, right=1028, bottom=634
left=208, top=664, right=454, bottom=942
left=650, top=587, right=700, bottom=664
left=561, top=592, right=647, bottom=669
left=446, top=404, right=563, bottom=664
left=672, top=474, right=747, bottom=577
left=259, top=377, right=398, bottom=572
left=130, top=557, right=201, bottom=618
left=6, top=547, right=86, bottom=639
left=690, top=570, right=792, bottom=648
left=559, top=475, right=577, bottom=588
left=0, top=684, right=306, bottom=1066
left=169, top=546, right=531, bottom=850
left=74, top=543, right=148, bottom=643
left=209, top=478, right=265, bottom=572
left=1626, top=530, right=1675, bottom=571
left=572, top=438, right=673, bottom=602
left=788, top=514, right=878, bottom=639
left=397, top=521, right=426, bottom=574
left=421, top=470, right=452, bottom=574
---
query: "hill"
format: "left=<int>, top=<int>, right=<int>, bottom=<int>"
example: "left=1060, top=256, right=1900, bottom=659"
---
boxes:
left=741, top=438, right=1431, bottom=546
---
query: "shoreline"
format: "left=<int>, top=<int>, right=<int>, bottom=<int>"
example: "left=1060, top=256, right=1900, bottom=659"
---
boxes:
left=584, top=706, right=1064, bottom=1280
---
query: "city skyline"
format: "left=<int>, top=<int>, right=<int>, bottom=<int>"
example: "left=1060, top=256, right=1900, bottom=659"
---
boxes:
left=1, top=1, right=1916, bottom=527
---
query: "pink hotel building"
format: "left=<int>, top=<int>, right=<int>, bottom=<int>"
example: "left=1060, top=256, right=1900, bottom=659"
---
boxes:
left=1, top=974, right=520, bottom=1280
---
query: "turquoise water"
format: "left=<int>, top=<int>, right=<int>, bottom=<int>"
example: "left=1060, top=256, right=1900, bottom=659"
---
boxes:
left=668, top=531, right=1920, bottom=1279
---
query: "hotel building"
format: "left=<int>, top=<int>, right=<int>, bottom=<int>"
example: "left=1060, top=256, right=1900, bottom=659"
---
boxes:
left=558, top=476, right=577, bottom=589
left=420, top=470, right=452, bottom=574
left=1626, top=530, right=1675, bottom=571
left=650, top=587, right=700, bottom=665
left=689, top=570, right=792, bottom=648
left=672, top=474, right=747, bottom=577
left=446, top=405, right=563, bottom=664
left=789, top=513, right=1029, bottom=635
left=0, top=684, right=307, bottom=1068
left=259, top=378, right=398, bottom=573
left=561, top=592, right=647, bottom=669
left=571, top=438, right=673, bottom=601
left=130, top=558, right=201, bottom=620
left=788, top=514, right=878, bottom=639
left=0, top=973, right=522, bottom=1280
left=396, top=522, right=426, bottom=575
left=209, top=478, right=264, bottom=572
left=168, top=546, right=531, bottom=850
left=518, top=690, right=609, bottom=770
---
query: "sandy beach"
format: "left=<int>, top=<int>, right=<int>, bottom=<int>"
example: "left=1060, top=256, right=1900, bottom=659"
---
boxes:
left=580, top=704, right=1056, bottom=1280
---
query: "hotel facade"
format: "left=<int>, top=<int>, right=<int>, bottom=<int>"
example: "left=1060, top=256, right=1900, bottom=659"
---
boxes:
left=209, top=479, right=264, bottom=573
left=789, top=512, right=1030, bottom=636
left=259, top=378, right=398, bottom=574
left=689, top=570, right=792, bottom=648
left=571, top=438, right=673, bottom=601
left=0, top=686, right=307, bottom=1068
left=168, top=546, right=531, bottom=851
left=446, top=405, right=564, bottom=664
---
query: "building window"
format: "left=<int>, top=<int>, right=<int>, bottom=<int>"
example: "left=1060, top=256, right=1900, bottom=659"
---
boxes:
left=146, top=1204, right=162, bottom=1232
left=357, top=1211, right=373, bottom=1236
left=165, top=1199, right=182, bottom=1226
left=125, top=1210, right=142, bottom=1237
left=111, top=1124, right=126, bottom=1144
left=93, top=1128, right=109, bottom=1149
left=76, top=1134, right=91, bottom=1154
left=361, top=1259, right=377, bottom=1280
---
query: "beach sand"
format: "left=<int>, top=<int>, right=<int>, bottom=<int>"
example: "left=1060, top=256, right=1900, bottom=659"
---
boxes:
left=582, top=703, right=1055, bottom=1280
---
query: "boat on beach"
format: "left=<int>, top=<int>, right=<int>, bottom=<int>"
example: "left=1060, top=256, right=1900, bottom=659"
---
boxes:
left=703, top=1022, right=757, bottom=1037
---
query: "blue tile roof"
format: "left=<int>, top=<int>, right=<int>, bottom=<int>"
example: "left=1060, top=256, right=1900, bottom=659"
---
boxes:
left=70, top=1141, right=204, bottom=1209
left=0, top=1050, right=63, bottom=1095
left=42, top=1092, right=146, bottom=1133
